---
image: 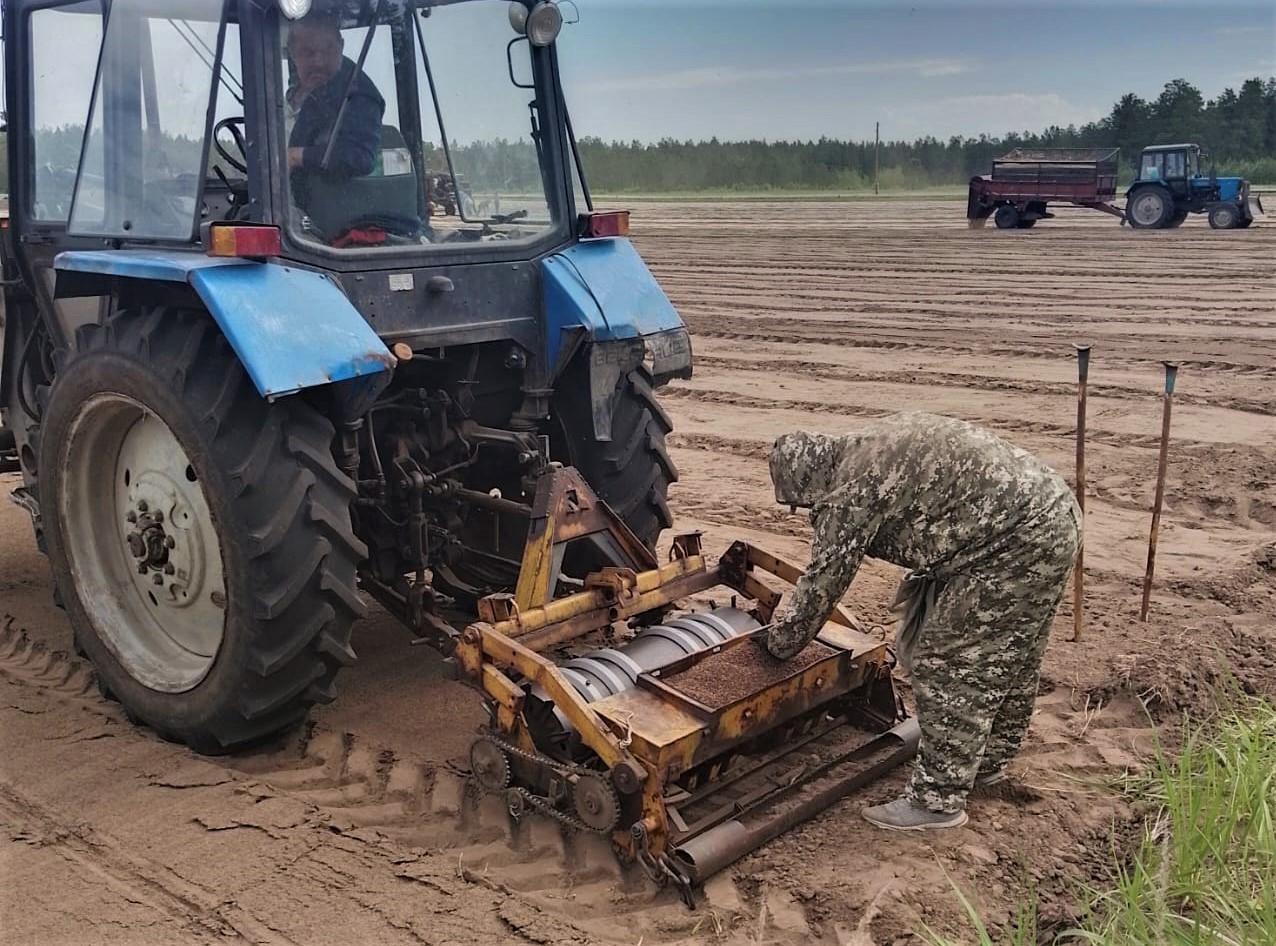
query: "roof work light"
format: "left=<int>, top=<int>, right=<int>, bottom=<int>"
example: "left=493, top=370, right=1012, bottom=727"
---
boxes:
left=526, top=2, right=562, bottom=45
left=278, top=0, right=312, bottom=20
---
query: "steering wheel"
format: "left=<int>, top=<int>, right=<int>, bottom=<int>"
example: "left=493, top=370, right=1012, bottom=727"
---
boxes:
left=213, top=117, right=249, bottom=175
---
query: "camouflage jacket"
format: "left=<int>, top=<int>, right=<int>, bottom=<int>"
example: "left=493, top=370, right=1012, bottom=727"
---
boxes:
left=766, top=412, right=1075, bottom=659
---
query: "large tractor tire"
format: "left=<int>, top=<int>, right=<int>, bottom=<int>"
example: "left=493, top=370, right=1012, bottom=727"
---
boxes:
left=38, top=307, right=364, bottom=753
left=1165, top=209, right=1189, bottom=229
left=551, top=363, right=677, bottom=551
left=993, top=205, right=1021, bottom=230
left=1208, top=203, right=1240, bottom=230
left=1127, top=187, right=1172, bottom=229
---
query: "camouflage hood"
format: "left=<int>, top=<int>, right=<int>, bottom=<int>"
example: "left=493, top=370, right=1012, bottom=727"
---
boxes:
left=770, top=430, right=852, bottom=506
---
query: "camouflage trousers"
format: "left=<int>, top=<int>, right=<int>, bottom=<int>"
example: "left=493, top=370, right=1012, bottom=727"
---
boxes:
left=904, top=496, right=1081, bottom=813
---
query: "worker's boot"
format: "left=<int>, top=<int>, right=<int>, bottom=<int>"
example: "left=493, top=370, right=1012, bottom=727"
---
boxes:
left=975, top=768, right=1009, bottom=787
left=862, top=796, right=968, bottom=832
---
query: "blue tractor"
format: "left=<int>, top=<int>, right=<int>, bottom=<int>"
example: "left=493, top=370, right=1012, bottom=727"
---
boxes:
left=1125, top=143, right=1264, bottom=230
left=0, top=0, right=694, bottom=749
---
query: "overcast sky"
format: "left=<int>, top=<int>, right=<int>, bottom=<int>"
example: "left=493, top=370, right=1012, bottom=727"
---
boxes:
left=555, top=0, right=1275, bottom=142
left=14, top=0, right=1275, bottom=145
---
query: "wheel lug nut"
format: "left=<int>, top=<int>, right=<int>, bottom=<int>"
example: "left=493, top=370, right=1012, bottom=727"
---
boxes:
left=152, top=511, right=163, bottom=523
left=126, top=511, right=137, bottom=524
left=152, top=573, right=164, bottom=586
left=137, top=500, right=149, bottom=513
left=164, top=563, right=175, bottom=575
left=165, top=536, right=176, bottom=549
left=137, top=563, right=148, bottom=575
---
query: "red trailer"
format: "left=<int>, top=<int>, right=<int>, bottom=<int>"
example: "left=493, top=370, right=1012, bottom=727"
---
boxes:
left=967, top=148, right=1124, bottom=229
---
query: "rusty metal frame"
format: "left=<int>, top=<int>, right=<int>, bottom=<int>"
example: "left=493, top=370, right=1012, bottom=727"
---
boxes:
left=512, top=465, right=658, bottom=611
left=453, top=531, right=895, bottom=869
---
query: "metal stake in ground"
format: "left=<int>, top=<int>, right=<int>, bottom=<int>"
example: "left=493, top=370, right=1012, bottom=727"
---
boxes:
left=1072, top=344, right=1091, bottom=641
left=1140, top=362, right=1179, bottom=622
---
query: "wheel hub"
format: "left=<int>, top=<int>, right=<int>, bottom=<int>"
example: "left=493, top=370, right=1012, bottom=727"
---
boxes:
left=121, top=464, right=209, bottom=608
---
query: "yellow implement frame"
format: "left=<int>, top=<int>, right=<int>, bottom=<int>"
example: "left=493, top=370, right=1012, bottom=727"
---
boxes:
left=452, top=471, right=903, bottom=874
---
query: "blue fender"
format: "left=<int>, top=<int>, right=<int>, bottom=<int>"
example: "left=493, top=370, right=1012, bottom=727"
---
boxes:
left=541, top=238, right=687, bottom=373
left=54, top=250, right=393, bottom=399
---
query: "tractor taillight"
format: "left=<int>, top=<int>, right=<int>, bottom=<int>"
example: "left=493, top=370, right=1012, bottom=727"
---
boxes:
left=207, top=224, right=281, bottom=259
left=580, top=210, right=630, bottom=239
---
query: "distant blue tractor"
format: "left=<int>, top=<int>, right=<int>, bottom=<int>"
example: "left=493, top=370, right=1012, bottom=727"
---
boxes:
left=1125, top=143, right=1264, bottom=230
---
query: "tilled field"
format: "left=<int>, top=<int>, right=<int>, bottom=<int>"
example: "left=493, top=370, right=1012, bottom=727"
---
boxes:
left=2, top=198, right=1274, bottom=945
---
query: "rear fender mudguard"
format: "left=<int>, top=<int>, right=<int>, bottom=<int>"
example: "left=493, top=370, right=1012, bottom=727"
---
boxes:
left=53, top=250, right=394, bottom=401
left=542, top=238, right=692, bottom=440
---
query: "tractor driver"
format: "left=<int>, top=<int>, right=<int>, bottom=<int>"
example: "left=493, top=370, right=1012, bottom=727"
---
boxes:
left=285, top=14, right=385, bottom=209
left=767, top=413, right=1081, bottom=831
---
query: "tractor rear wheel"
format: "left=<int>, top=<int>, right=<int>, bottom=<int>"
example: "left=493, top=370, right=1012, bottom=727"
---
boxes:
left=1127, top=188, right=1172, bottom=229
left=994, top=205, right=1021, bottom=230
left=550, top=362, right=677, bottom=552
left=1208, top=203, right=1240, bottom=230
left=38, top=307, right=364, bottom=753
left=1166, top=209, right=1189, bottom=228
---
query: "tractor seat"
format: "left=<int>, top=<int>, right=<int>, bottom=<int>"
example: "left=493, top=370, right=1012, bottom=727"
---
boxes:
left=301, top=124, right=423, bottom=245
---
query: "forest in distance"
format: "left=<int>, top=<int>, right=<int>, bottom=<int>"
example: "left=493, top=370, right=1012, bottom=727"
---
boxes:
left=574, top=78, right=1276, bottom=193
left=5, top=76, right=1274, bottom=197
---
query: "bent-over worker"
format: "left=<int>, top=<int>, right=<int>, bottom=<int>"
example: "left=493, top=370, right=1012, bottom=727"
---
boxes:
left=767, top=412, right=1080, bottom=831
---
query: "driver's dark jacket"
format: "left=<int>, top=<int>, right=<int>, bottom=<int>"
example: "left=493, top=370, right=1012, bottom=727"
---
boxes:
left=288, top=57, right=384, bottom=181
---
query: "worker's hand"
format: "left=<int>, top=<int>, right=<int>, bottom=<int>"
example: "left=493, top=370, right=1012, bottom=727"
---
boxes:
left=288, top=147, right=306, bottom=170
left=766, top=607, right=816, bottom=661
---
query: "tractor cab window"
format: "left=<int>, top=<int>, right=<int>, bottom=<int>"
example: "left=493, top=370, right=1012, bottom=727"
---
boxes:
left=29, top=1, right=104, bottom=222
left=1163, top=151, right=1187, bottom=180
left=1140, top=152, right=1163, bottom=181
left=278, top=0, right=560, bottom=251
left=68, top=0, right=232, bottom=240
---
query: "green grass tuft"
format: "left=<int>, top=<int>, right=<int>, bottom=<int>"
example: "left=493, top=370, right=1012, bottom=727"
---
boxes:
left=923, top=696, right=1276, bottom=946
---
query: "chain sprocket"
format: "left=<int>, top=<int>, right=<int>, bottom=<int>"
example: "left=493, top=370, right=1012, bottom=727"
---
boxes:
left=469, top=737, right=512, bottom=793
left=572, top=773, right=621, bottom=832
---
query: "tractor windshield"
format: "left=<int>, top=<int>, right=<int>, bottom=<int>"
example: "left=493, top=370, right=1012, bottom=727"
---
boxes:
left=277, top=0, right=561, bottom=251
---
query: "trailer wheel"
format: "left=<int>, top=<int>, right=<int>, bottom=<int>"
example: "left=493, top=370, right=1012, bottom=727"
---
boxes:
left=1127, top=188, right=1172, bottom=229
left=39, top=307, right=364, bottom=753
left=994, top=206, right=1021, bottom=230
left=1208, top=204, right=1240, bottom=230
left=551, top=362, right=677, bottom=552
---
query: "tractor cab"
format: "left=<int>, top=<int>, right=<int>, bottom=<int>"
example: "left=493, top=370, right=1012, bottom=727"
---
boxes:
left=8, top=0, right=579, bottom=259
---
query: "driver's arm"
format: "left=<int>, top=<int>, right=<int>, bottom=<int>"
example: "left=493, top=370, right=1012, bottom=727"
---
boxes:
left=299, top=90, right=383, bottom=177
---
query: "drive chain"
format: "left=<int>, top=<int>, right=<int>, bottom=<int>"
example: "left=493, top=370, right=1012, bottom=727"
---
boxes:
left=481, top=732, right=615, bottom=835
left=505, top=786, right=595, bottom=833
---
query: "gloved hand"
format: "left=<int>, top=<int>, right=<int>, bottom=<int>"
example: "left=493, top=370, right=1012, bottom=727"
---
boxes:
left=766, top=606, right=818, bottom=661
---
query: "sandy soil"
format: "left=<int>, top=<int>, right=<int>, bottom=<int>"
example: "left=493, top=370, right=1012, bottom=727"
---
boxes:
left=2, top=198, right=1274, bottom=945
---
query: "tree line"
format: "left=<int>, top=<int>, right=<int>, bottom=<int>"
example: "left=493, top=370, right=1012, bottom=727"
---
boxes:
left=576, top=77, right=1276, bottom=192
left=4, top=76, right=1273, bottom=196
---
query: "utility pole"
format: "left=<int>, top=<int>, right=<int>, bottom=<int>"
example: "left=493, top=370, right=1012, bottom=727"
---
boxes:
left=874, top=122, right=880, bottom=195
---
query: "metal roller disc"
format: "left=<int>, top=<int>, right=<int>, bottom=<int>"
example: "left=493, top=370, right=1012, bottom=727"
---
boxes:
left=572, top=773, right=621, bottom=832
left=469, top=737, right=512, bottom=793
